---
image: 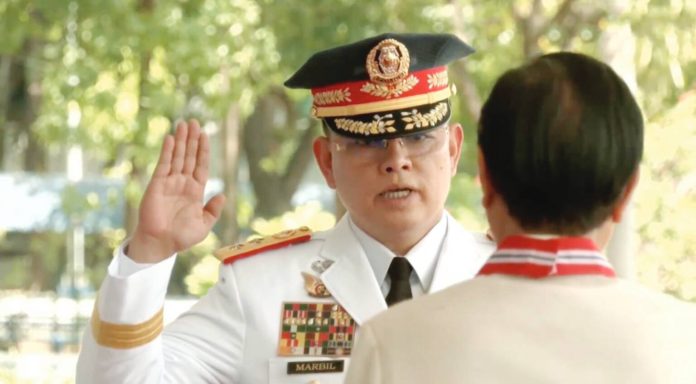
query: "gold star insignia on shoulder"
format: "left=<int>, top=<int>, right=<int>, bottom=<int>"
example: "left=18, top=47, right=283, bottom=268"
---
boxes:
left=214, top=226, right=312, bottom=265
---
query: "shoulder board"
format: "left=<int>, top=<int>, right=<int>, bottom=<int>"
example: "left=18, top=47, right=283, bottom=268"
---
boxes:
left=214, top=226, right=313, bottom=265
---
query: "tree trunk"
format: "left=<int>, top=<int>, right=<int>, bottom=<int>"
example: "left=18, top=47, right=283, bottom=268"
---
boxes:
left=218, top=103, right=241, bottom=245
left=511, top=0, right=577, bottom=59
left=447, top=0, right=482, bottom=124
left=0, top=55, right=12, bottom=170
left=243, top=87, right=318, bottom=219
left=124, top=0, right=155, bottom=234
left=11, top=40, right=47, bottom=172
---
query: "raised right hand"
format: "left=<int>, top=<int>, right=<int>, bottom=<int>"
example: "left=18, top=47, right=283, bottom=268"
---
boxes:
left=127, top=120, right=226, bottom=263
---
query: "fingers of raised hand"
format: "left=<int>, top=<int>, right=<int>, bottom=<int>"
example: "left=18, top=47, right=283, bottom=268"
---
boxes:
left=170, top=120, right=195, bottom=175
left=203, top=194, right=226, bottom=227
left=193, top=128, right=210, bottom=184
left=154, top=119, right=209, bottom=183
left=153, top=134, right=175, bottom=177
left=182, top=120, right=201, bottom=175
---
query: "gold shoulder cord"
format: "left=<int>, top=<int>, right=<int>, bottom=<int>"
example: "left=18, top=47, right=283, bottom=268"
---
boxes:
left=91, top=301, right=164, bottom=349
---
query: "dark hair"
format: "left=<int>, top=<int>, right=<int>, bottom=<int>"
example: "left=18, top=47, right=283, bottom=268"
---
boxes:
left=478, top=52, right=643, bottom=234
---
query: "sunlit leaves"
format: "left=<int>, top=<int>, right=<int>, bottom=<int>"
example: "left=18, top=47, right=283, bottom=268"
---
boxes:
left=251, top=201, right=336, bottom=236
left=636, top=91, right=696, bottom=301
left=2, top=0, right=696, bottom=300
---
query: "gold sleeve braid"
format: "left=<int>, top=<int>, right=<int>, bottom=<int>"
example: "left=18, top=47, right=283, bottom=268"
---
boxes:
left=91, top=303, right=164, bottom=349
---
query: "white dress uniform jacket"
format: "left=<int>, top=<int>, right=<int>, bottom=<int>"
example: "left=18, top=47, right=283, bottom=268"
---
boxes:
left=345, top=265, right=696, bottom=383
left=76, top=212, right=494, bottom=383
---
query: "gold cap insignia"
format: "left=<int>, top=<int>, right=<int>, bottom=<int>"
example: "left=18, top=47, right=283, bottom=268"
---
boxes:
left=302, top=272, right=332, bottom=298
left=366, top=39, right=410, bottom=84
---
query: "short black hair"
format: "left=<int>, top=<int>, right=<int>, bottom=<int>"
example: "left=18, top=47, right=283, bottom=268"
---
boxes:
left=478, top=52, right=643, bottom=234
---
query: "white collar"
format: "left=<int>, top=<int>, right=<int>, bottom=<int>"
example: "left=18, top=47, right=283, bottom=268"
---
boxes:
left=348, top=213, right=448, bottom=293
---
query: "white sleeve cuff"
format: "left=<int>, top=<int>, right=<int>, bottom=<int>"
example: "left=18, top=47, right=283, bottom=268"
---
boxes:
left=98, top=241, right=177, bottom=324
left=112, top=240, right=163, bottom=277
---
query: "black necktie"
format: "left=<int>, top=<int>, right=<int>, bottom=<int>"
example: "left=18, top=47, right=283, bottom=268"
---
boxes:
left=385, top=257, right=413, bottom=306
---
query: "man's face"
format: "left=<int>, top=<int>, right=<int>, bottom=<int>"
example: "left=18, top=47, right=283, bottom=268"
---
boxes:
left=313, top=124, right=464, bottom=243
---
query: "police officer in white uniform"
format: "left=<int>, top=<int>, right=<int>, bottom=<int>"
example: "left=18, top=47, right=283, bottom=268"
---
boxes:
left=76, top=33, right=495, bottom=383
left=345, top=52, right=696, bottom=384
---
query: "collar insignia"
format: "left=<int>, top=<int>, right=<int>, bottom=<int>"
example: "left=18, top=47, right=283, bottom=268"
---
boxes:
left=311, top=259, right=334, bottom=274
left=302, top=272, right=332, bottom=298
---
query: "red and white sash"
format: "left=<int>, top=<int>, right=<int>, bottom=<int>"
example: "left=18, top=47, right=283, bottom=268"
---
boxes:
left=478, top=235, right=615, bottom=278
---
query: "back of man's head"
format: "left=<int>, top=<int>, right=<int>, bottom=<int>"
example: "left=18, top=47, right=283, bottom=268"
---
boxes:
left=478, top=52, right=643, bottom=235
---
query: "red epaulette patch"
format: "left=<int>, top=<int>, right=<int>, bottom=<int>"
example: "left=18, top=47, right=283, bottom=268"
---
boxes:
left=214, top=226, right=312, bottom=265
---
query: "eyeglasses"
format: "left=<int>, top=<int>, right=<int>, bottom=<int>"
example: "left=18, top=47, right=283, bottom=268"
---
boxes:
left=330, top=126, right=449, bottom=161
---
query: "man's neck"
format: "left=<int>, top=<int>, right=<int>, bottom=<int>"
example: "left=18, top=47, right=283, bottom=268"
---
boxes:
left=492, top=218, right=615, bottom=250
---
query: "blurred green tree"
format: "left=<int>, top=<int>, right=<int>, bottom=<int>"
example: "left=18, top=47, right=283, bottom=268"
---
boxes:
left=0, top=0, right=694, bottom=301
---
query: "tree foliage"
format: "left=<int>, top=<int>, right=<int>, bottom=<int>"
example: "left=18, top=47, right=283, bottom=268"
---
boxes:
left=1, top=0, right=695, bottom=301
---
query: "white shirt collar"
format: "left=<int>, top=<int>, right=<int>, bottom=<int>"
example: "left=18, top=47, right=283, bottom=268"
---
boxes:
left=347, top=213, right=448, bottom=295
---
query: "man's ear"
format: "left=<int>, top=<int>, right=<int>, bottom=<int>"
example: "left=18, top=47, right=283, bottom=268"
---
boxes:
left=611, top=169, right=640, bottom=222
left=448, top=123, right=464, bottom=177
left=313, top=136, right=337, bottom=189
left=478, top=148, right=494, bottom=209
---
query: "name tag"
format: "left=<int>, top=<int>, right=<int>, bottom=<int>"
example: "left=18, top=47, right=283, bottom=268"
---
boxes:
left=287, top=360, right=345, bottom=375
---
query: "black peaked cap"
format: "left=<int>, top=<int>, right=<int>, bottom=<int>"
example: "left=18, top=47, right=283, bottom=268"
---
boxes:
left=285, top=33, right=474, bottom=89
left=284, top=33, right=474, bottom=139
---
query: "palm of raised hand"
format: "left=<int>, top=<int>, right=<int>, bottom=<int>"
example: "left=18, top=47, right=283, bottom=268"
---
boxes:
left=129, top=120, right=225, bottom=263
